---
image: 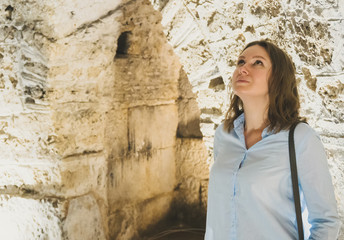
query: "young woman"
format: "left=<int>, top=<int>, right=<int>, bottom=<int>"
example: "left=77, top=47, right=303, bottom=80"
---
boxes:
left=205, top=40, right=340, bottom=239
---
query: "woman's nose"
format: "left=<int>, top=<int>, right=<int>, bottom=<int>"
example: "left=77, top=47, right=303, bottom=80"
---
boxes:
left=239, top=65, right=248, bottom=75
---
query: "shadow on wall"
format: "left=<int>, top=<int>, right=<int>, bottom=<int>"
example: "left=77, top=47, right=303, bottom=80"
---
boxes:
left=107, top=1, right=209, bottom=239
left=139, top=68, right=209, bottom=239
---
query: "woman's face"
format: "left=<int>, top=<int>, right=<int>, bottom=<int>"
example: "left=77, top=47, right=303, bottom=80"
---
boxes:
left=232, top=45, right=272, bottom=101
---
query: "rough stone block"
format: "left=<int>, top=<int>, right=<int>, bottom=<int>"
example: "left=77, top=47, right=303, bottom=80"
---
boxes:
left=0, top=113, right=57, bottom=164
left=136, top=193, right=174, bottom=233
left=175, top=138, right=209, bottom=204
left=63, top=194, right=106, bottom=240
left=114, top=58, right=179, bottom=104
left=52, top=103, right=104, bottom=157
left=108, top=193, right=174, bottom=240
left=60, top=153, right=107, bottom=198
left=128, top=104, right=178, bottom=151
left=0, top=195, right=65, bottom=240
left=177, top=98, right=202, bottom=138
left=0, top=163, right=60, bottom=196
left=108, top=147, right=176, bottom=205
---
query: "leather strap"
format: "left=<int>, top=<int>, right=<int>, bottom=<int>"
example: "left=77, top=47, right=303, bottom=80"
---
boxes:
left=289, top=122, right=304, bottom=240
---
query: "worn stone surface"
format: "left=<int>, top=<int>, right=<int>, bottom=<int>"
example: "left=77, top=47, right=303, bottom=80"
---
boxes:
left=108, top=106, right=177, bottom=205
left=1, top=0, right=343, bottom=239
left=0, top=0, right=122, bottom=239
left=0, top=0, right=187, bottom=238
left=174, top=138, right=209, bottom=226
left=0, top=195, right=65, bottom=240
left=153, top=0, right=344, bottom=237
left=63, top=194, right=106, bottom=240
left=177, top=68, right=203, bottom=138
left=107, top=1, right=183, bottom=239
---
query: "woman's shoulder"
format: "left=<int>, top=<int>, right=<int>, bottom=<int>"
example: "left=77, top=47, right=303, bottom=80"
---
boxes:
left=215, top=122, right=233, bottom=135
left=214, top=122, right=234, bottom=141
left=293, top=122, right=321, bottom=144
left=214, top=123, right=224, bottom=138
left=215, top=122, right=224, bottom=131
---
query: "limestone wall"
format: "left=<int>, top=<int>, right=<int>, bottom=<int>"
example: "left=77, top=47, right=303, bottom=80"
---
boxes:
left=0, top=0, right=122, bottom=238
left=0, top=0, right=343, bottom=239
left=0, top=0, right=189, bottom=239
left=153, top=0, right=344, bottom=238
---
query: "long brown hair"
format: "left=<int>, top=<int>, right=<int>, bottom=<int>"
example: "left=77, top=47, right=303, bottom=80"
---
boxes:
left=224, top=40, right=305, bottom=132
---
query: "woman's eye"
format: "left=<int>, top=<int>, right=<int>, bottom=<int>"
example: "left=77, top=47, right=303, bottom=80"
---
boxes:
left=253, top=60, right=263, bottom=65
left=237, top=59, right=245, bottom=66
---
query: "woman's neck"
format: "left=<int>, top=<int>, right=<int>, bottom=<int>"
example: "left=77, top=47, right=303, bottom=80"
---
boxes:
left=242, top=97, right=269, bottom=149
left=243, top=97, right=269, bottom=132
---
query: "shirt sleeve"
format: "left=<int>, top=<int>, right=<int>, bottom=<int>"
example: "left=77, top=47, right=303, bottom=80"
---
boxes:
left=295, top=123, right=341, bottom=240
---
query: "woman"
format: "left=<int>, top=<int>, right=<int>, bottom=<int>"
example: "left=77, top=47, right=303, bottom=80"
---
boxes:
left=205, top=40, right=340, bottom=239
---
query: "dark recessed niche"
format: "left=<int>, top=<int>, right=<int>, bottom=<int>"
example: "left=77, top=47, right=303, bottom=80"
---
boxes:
left=5, top=5, right=14, bottom=20
left=115, top=31, right=132, bottom=59
left=208, top=76, right=225, bottom=91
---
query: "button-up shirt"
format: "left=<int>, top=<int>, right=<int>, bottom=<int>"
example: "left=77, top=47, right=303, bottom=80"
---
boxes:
left=205, top=114, right=340, bottom=240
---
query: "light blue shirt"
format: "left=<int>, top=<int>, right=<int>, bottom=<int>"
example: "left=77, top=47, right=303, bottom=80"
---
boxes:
left=205, top=114, right=340, bottom=240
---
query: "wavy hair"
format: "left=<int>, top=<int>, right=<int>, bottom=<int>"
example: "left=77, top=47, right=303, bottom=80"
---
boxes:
left=223, top=40, right=305, bottom=132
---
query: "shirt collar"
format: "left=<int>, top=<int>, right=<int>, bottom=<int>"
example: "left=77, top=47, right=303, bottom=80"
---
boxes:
left=233, top=113, right=274, bottom=139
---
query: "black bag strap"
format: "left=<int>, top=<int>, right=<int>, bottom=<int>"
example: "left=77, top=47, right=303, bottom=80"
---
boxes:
left=289, top=122, right=304, bottom=240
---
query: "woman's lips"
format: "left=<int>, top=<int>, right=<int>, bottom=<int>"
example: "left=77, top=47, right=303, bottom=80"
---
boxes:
left=236, top=79, right=249, bottom=83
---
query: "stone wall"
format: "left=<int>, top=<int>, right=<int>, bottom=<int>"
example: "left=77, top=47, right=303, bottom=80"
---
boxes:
left=153, top=0, right=344, bottom=238
left=0, top=0, right=343, bottom=239
left=0, top=0, right=189, bottom=239
left=0, top=0, right=208, bottom=239
left=107, top=1, right=184, bottom=238
left=0, top=0, right=122, bottom=238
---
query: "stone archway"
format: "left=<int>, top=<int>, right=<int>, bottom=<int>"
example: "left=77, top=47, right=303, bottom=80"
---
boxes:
left=0, top=0, right=343, bottom=239
left=152, top=1, right=344, bottom=238
left=0, top=0, right=210, bottom=239
left=108, top=1, right=209, bottom=238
